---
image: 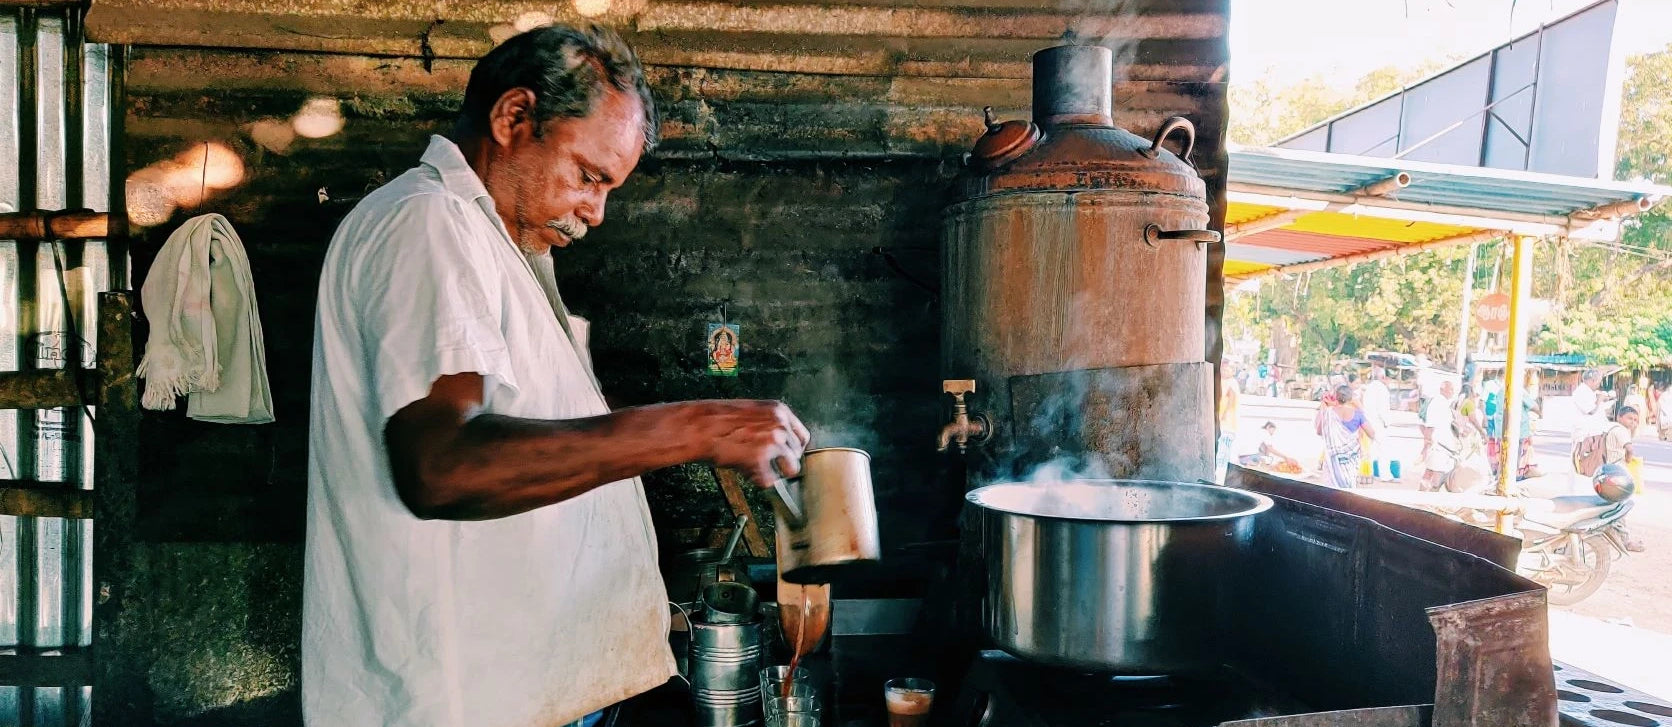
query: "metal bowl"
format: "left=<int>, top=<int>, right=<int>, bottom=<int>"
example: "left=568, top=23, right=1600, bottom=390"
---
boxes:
left=968, top=479, right=1272, bottom=673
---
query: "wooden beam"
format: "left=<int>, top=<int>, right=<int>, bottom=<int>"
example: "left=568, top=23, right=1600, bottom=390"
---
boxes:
left=714, top=468, right=770, bottom=557
left=0, top=0, right=87, bottom=7
left=0, top=649, right=93, bottom=688
left=0, top=368, right=97, bottom=409
left=0, top=480, right=94, bottom=518
left=0, top=210, right=109, bottom=241
left=94, top=292, right=146, bottom=724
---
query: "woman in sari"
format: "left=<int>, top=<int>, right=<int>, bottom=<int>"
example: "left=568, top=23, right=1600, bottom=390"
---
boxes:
left=1316, top=384, right=1377, bottom=489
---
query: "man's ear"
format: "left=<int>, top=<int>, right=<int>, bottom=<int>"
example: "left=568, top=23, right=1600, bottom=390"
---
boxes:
left=488, top=88, right=539, bottom=148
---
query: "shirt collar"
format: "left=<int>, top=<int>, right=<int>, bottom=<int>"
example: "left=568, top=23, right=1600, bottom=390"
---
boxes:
left=420, top=135, right=491, bottom=202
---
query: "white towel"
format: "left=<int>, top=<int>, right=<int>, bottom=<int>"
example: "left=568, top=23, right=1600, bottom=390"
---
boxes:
left=136, top=213, right=274, bottom=424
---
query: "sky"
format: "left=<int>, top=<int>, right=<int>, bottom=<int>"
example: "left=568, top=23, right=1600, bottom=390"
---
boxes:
left=1229, top=0, right=1672, bottom=89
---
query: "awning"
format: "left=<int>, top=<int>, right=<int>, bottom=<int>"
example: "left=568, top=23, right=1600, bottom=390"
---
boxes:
left=1223, top=145, right=1672, bottom=281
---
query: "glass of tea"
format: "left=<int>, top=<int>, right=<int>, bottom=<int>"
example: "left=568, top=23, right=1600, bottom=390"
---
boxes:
left=883, top=678, right=935, bottom=727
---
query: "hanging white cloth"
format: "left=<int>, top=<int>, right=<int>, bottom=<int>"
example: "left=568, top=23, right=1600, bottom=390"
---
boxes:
left=136, top=213, right=274, bottom=424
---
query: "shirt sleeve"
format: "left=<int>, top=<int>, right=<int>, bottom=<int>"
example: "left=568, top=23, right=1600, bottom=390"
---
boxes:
left=353, top=193, right=520, bottom=421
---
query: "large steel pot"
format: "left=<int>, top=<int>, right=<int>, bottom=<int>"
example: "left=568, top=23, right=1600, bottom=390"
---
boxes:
left=968, top=479, right=1272, bottom=673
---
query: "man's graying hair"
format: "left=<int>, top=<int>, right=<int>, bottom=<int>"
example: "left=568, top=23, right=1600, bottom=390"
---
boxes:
left=456, top=24, right=658, bottom=149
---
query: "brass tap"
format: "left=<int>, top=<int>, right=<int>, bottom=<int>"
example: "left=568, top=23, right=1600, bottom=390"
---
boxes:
left=937, top=379, right=992, bottom=453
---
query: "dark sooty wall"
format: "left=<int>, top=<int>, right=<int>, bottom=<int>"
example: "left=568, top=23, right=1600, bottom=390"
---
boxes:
left=121, top=49, right=960, bottom=725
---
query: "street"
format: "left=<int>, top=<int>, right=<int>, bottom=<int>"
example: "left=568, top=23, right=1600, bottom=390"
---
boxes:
left=1233, top=394, right=1672, bottom=699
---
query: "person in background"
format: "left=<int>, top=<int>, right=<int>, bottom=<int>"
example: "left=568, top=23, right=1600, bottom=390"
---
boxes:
left=1622, top=381, right=1648, bottom=425
left=1361, top=367, right=1392, bottom=479
left=1572, top=369, right=1607, bottom=433
left=1609, top=407, right=1641, bottom=466
left=1216, top=366, right=1240, bottom=483
left=1658, top=382, right=1672, bottom=441
left=1456, top=383, right=1486, bottom=438
left=1420, top=379, right=1458, bottom=492
left=1317, top=384, right=1375, bottom=489
left=1240, top=420, right=1301, bottom=472
left=1521, top=370, right=1545, bottom=478
left=1416, top=355, right=1440, bottom=417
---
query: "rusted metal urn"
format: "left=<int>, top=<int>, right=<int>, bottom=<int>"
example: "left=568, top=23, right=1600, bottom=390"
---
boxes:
left=944, top=44, right=1218, bottom=485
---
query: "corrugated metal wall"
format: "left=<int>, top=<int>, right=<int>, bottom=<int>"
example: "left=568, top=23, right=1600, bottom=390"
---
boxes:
left=1, top=7, right=115, bottom=726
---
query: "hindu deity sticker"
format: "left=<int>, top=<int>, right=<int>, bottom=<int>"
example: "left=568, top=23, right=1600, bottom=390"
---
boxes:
left=706, top=323, right=740, bottom=377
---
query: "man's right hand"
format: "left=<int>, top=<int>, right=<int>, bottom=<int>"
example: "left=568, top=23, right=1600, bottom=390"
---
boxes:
left=684, top=400, right=811, bottom=487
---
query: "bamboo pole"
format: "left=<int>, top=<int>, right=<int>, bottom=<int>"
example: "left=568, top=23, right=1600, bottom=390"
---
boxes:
left=0, top=210, right=109, bottom=241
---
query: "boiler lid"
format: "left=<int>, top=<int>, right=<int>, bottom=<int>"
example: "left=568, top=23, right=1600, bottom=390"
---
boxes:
left=964, top=116, right=1207, bottom=199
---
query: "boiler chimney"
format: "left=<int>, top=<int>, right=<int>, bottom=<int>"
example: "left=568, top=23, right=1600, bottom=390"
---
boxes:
left=1031, top=45, right=1113, bottom=128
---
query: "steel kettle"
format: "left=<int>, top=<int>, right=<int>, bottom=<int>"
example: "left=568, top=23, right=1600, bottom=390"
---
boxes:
left=768, top=447, right=882, bottom=584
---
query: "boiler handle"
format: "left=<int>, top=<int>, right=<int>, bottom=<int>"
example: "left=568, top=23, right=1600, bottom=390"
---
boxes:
left=1143, top=224, right=1221, bottom=249
left=1142, top=116, right=1197, bottom=168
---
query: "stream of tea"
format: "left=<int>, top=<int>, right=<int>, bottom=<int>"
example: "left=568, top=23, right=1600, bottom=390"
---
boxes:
left=783, top=588, right=810, bottom=699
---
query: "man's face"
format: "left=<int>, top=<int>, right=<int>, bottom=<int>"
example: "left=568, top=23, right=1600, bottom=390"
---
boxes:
left=486, top=86, right=645, bottom=254
left=1441, top=381, right=1455, bottom=398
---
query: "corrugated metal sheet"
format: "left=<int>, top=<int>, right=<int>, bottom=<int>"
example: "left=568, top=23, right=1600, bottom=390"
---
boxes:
left=1284, top=212, right=1477, bottom=244
left=1224, top=242, right=1323, bottom=267
left=1226, top=201, right=1284, bottom=226
left=1236, top=228, right=1402, bottom=258
left=1230, top=144, right=1670, bottom=217
left=1223, top=259, right=1272, bottom=277
left=1, top=7, right=108, bottom=726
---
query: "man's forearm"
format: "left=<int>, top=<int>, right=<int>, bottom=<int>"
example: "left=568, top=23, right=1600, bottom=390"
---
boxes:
left=397, top=402, right=709, bottom=520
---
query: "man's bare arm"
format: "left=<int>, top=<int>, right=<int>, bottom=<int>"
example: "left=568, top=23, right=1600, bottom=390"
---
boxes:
left=385, top=372, right=809, bottom=520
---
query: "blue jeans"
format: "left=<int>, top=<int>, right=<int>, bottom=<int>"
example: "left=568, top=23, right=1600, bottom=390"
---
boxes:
left=565, top=711, right=604, bottom=727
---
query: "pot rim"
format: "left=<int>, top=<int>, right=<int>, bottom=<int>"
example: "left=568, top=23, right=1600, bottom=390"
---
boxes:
left=966, top=479, right=1274, bottom=524
left=805, top=446, right=870, bottom=458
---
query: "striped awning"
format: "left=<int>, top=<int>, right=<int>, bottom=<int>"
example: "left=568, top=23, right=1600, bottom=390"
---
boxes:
left=1223, top=145, right=1672, bottom=281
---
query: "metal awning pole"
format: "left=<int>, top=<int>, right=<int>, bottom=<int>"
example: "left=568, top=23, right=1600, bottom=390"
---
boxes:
left=1497, top=235, right=1537, bottom=533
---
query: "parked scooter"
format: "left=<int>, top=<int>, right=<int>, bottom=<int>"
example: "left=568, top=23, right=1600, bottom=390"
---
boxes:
left=1513, top=464, right=1640, bottom=606
left=1425, top=461, right=1640, bottom=606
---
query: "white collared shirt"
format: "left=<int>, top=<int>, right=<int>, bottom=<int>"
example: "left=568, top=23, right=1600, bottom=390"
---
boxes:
left=302, top=136, right=675, bottom=727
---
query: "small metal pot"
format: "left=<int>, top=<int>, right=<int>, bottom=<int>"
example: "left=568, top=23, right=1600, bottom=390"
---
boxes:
left=702, top=581, right=760, bottom=624
left=770, top=447, right=882, bottom=584
left=666, top=547, right=745, bottom=613
left=968, top=479, right=1271, bottom=673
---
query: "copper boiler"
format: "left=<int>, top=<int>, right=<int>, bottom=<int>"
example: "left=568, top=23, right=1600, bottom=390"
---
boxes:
left=942, top=44, right=1218, bottom=485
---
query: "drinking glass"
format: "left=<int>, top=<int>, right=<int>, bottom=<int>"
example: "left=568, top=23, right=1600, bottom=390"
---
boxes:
left=883, top=677, right=935, bottom=727
left=762, top=695, right=819, bottom=727
left=758, top=665, right=810, bottom=699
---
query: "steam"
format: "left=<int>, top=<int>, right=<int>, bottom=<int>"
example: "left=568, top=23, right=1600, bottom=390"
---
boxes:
left=1060, top=0, right=1145, bottom=86
left=782, top=357, right=880, bottom=457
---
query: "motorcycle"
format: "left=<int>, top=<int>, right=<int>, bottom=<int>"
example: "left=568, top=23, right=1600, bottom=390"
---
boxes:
left=1422, top=460, right=1639, bottom=606
left=1514, top=483, right=1636, bottom=606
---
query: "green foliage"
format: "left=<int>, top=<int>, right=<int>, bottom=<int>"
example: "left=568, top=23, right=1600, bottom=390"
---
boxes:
left=1228, top=48, right=1672, bottom=372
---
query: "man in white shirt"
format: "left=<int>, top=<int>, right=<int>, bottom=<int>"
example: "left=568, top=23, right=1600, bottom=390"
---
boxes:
left=303, top=25, right=810, bottom=727
left=1420, top=379, right=1458, bottom=491
left=1572, top=369, right=1607, bottom=432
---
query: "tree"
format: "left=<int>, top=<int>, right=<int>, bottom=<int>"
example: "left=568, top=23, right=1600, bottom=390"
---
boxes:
left=1226, top=49, right=1672, bottom=374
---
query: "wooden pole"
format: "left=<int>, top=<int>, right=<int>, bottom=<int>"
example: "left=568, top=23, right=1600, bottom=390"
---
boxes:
left=1497, top=235, right=1537, bottom=534
left=1455, top=243, right=1479, bottom=375
left=0, top=210, right=109, bottom=240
